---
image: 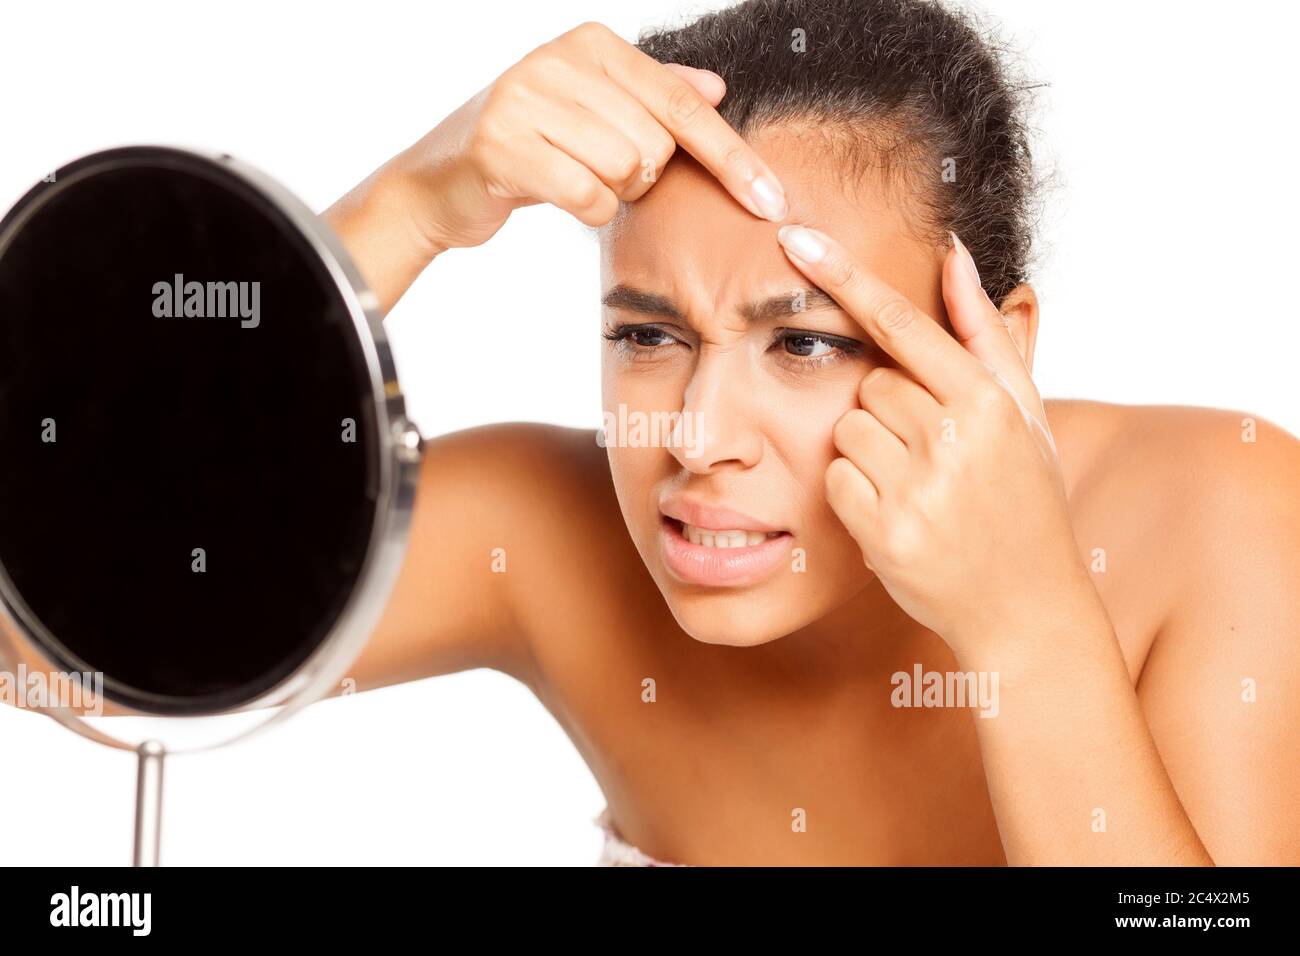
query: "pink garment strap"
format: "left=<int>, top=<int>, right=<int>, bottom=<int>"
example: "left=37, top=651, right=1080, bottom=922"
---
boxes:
left=593, top=808, right=688, bottom=867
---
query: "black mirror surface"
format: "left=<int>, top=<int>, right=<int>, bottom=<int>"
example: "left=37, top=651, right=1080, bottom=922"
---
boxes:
left=0, top=148, right=382, bottom=714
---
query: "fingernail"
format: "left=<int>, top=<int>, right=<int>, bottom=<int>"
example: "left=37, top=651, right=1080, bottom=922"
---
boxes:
left=665, top=62, right=725, bottom=102
left=750, top=174, right=787, bottom=222
left=694, top=68, right=726, bottom=102
left=949, top=231, right=981, bottom=287
left=777, top=224, right=826, bottom=263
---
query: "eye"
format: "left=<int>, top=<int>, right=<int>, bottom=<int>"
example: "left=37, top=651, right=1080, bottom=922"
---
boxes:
left=772, top=329, right=865, bottom=367
left=782, top=333, right=836, bottom=358
left=628, top=327, right=675, bottom=348
left=602, top=323, right=684, bottom=352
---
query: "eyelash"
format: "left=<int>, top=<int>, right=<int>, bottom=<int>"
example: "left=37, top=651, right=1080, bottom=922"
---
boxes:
left=602, top=323, right=866, bottom=370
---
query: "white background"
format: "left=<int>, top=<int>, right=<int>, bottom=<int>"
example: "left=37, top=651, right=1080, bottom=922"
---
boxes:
left=1, top=0, right=1296, bottom=865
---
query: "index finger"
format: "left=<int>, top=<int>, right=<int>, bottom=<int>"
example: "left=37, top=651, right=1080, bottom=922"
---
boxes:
left=776, top=224, right=983, bottom=403
left=593, top=26, right=788, bottom=222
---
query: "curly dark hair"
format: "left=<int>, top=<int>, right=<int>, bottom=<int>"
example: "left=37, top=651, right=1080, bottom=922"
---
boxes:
left=635, top=0, right=1044, bottom=306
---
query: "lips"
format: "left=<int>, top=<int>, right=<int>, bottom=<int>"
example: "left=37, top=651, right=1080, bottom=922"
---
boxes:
left=659, top=498, right=786, bottom=535
left=657, top=497, right=792, bottom=587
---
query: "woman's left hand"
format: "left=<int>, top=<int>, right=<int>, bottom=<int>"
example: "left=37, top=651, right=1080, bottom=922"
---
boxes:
left=776, top=224, right=1100, bottom=661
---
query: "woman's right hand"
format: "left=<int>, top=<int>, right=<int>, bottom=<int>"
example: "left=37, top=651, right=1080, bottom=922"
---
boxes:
left=326, top=21, right=788, bottom=311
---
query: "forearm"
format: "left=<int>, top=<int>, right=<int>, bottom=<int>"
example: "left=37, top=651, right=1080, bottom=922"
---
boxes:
left=321, top=158, right=443, bottom=317
left=957, top=590, right=1214, bottom=866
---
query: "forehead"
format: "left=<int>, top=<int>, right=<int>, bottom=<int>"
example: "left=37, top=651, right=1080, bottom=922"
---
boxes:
left=599, top=125, right=941, bottom=316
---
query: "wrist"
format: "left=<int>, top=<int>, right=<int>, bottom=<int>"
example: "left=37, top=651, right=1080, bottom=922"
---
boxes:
left=322, top=158, right=443, bottom=314
left=946, top=571, right=1113, bottom=675
left=378, top=152, right=451, bottom=261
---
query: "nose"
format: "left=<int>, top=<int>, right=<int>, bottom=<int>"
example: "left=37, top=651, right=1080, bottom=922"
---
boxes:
left=670, top=349, right=764, bottom=474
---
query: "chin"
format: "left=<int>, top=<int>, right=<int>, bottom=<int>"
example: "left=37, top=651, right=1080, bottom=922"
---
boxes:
left=666, top=597, right=798, bottom=646
left=653, top=580, right=826, bottom=647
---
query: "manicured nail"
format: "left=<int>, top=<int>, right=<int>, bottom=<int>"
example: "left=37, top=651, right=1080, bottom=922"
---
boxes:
left=778, top=224, right=826, bottom=263
left=949, top=231, right=980, bottom=286
left=749, top=174, right=787, bottom=221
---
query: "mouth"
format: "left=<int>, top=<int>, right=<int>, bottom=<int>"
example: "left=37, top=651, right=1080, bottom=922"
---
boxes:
left=658, top=516, right=793, bottom=588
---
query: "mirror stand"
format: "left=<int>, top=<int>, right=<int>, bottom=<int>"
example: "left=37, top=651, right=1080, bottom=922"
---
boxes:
left=132, top=740, right=165, bottom=867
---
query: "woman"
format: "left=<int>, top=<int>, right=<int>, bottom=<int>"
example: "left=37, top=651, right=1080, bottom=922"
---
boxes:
left=323, top=0, right=1300, bottom=865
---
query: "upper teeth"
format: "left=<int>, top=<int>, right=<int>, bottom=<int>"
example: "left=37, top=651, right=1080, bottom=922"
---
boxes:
left=682, top=524, right=772, bottom=548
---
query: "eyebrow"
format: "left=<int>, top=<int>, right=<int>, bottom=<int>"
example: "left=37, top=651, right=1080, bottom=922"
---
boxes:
left=600, top=283, right=844, bottom=324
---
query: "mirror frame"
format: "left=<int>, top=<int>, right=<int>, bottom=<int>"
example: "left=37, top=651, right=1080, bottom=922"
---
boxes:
left=0, top=145, right=421, bottom=746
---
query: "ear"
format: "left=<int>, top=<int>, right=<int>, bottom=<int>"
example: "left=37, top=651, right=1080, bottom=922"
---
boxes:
left=997, top=283, right=1039, bottom=375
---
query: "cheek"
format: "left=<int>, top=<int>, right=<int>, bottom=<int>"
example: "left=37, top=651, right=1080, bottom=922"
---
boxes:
left=601, top=361, right=687, bottom=544
left=601, top=366, right=679, bottom=488
left=768, top=379, right=859, bottom=498
left=605, top=443, right=652, bottom=491
left=603, top=442, right=667, bottom=543
left=601, top=358, right=689, bottom=414
left=764, top=379, right=870, bottom=588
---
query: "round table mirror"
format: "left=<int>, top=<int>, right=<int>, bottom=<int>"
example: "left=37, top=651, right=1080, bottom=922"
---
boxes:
left=0, top=146, right=421, bottom=864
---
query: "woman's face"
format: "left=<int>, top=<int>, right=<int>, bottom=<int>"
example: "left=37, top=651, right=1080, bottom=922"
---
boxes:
left=599, top=126, right=948, bottom=646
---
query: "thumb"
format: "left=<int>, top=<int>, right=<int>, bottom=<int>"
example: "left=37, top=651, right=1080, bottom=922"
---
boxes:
left=943, top=232, right=1043, bottom=420
left=663, top=63, right=726, bottom=105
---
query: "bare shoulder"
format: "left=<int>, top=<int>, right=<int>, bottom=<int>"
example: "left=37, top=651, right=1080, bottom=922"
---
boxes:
left=1049, top=398, right=1300, bottom=546
left=427, top=419, right=655, bottom=593
left=426, top=420, right=615, bottom=504
left=1087, top=399, right=1300, bottom=633
left=444, top=422, right=674, bottom=692
left=1046, top=398, right=1300, bottom=654
left=1051, top=398, right=1300, bottom=603
left=349, top=421, right=633, bottom=692
left=418, top=419, right=633, bottom=611
left=1048, top=400, right=1300, bottom=863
